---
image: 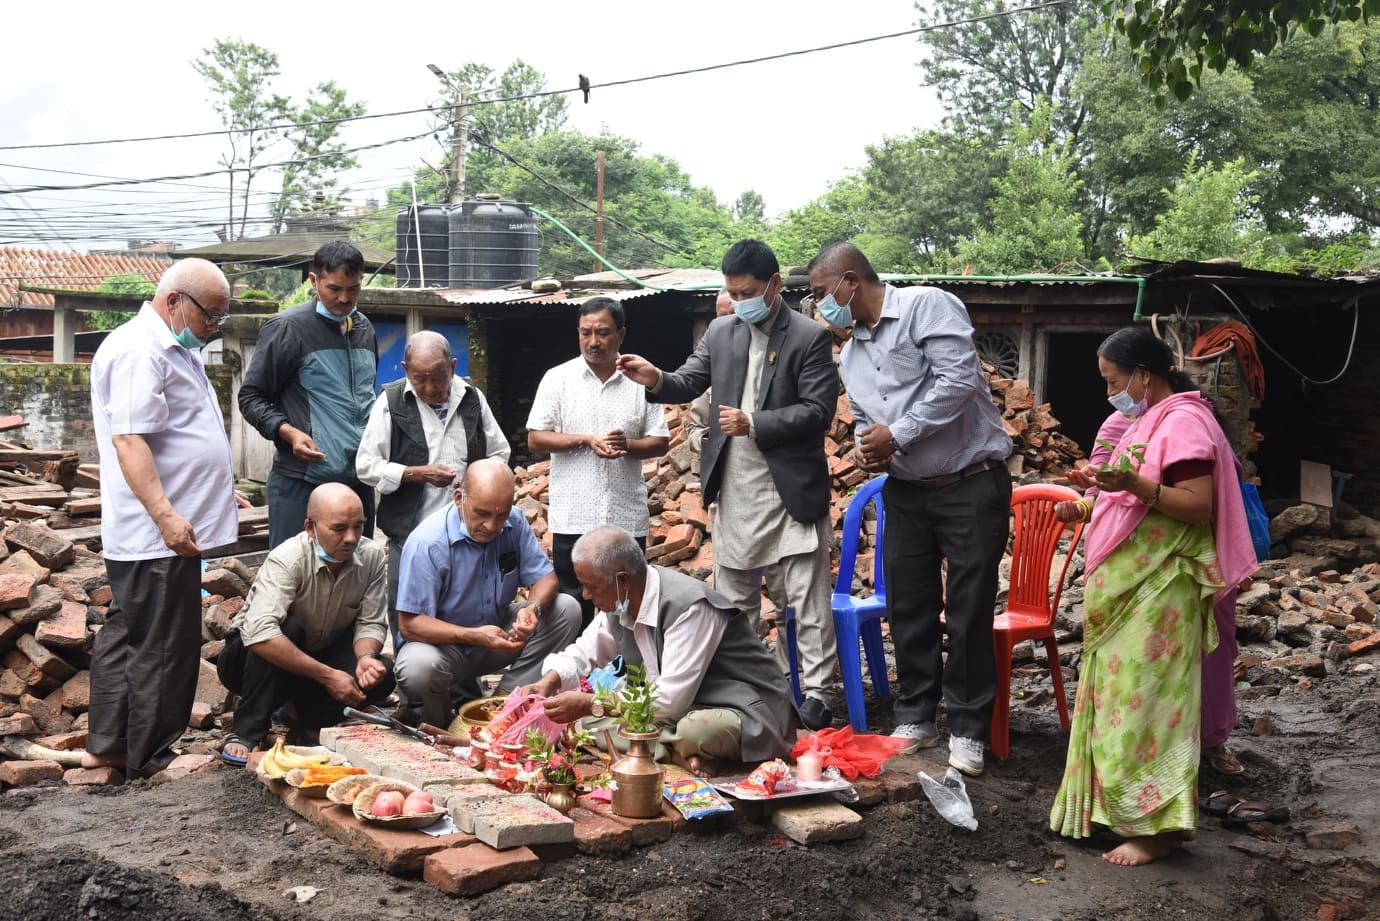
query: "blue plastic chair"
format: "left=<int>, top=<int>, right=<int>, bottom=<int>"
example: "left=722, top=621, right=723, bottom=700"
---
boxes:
left=785, top=474, right=891, bottom=730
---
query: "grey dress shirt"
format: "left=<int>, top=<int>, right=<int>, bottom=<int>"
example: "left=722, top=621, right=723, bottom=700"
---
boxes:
left=840, top=284, right=1010, bottom=481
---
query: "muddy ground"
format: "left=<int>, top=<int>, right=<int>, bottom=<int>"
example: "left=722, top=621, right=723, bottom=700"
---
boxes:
left=2, top=659, right=1377, bottom=921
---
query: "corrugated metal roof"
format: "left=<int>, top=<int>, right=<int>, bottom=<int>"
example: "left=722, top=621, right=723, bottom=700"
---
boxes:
left=0, top=246, right=172, bottom=309
left=439, top=267, right=723, bottom=307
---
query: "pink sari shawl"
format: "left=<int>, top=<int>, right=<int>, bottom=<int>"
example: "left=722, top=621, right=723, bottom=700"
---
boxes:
left=1083, top=392, right=1257, bottom=602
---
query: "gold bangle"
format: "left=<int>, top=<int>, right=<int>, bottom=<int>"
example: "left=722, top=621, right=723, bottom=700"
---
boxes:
left=1077, top=500, right=1092, bottom=522
left=1145, top=482, right=1162, bottom=508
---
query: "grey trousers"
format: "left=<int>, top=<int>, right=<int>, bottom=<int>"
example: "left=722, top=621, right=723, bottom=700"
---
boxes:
left=714, top=535, right=837, bottom=702
left=87, top=555, right=203, bottom=778
left=393, top=595, right=582, bottom=727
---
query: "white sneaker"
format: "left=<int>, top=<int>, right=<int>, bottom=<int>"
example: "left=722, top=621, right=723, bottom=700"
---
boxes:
left=949, top=736, right=985, bottom=776
left=890, top=721, right=938, bottom=755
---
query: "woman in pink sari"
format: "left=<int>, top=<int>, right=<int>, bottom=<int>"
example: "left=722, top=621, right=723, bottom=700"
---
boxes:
left=1077, top=411, right=1249, bottom=777
left=1049, top=328, right=1256, bottom=866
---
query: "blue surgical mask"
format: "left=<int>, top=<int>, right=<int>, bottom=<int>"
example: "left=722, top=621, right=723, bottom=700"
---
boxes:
left=816, top=276, right=854, bottom=328
left=174, top=326, right=205, bottom=350
left=312, top=537, right=346, bottom=564
left=316, top=299, right=358, bottom=322
left=732, top=282, right=774, bottom=325
left=1108, top=371, right=1147, bottom=417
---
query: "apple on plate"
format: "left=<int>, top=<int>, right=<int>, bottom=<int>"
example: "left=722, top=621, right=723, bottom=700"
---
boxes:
left=403, top=791, right=435, bottom=815
left=370, top=791, right=406, bottom=818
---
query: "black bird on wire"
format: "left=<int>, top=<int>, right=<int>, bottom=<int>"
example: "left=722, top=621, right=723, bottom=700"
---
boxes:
left=579, top=74, right=591, bottom=103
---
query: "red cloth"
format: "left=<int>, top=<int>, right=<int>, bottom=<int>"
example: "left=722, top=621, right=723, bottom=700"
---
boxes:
left=1190, top=320, right=1265, bottom=399
left=790, top=727, right=910, bottom=780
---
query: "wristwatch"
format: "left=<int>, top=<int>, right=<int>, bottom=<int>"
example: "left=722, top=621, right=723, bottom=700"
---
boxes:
left=589, top=698, right=605, bottom=718
left=890, top=436, right=904, bottom=455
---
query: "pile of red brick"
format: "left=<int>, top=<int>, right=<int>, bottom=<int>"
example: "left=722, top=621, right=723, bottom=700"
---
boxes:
left=0, top=523, right=110, bottom=782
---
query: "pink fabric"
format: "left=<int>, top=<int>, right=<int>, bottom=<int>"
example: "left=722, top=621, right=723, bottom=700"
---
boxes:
left=1083, top=392, right=1257, bottom=602
left=1201, top=587, right=1239, bottom=748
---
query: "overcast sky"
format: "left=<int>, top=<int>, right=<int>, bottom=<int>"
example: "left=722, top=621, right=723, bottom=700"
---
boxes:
left=0, top=0, right=946, bottom=253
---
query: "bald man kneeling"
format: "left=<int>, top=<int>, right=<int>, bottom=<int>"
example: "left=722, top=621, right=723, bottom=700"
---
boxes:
left=217, top=483, right=394, bottom=764
left=393, top=459, right=581, bottom=728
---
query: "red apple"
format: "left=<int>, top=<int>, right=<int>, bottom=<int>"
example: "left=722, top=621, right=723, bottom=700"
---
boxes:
left=370, top=791, right=405, bottom=818
left=403, top=791, right=435, bottom=815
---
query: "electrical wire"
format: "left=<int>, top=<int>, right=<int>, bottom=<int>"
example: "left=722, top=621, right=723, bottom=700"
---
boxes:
left=0, top=129, right=435, bottom=196
left=467, top=132, right=684, bottom=255
left=0, top=0, right=1076, bottom=154
left=1209, top=283, right=1360, bottom=387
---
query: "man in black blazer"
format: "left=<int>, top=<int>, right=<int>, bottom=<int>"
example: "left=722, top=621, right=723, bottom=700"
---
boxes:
left=617, top=240, right=840, bottom=730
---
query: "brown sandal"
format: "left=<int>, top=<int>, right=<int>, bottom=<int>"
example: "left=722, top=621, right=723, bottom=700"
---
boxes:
left=1203, top=744, right=1245, bottom=776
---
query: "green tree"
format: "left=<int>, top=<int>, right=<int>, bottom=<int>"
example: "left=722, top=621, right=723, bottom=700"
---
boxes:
left=1246, top=21, right=1380, bottom=230
left=861, top=129, right=1003, bottom=261
left=1099, top=0, right=1380, bottom=102
left=1124, top=155, right=1265, bottom=263
left=1077, top=51, right=1263, bottom=254
left=193, top=40, right=290, bottom=239
left=916, top=0, right=1100, bottom=146
left=194, top=39, right=367, bottom=239
left=88, top=273, right=155, bottom=330
left=952, top=102, right=1085, bottom=274
left=270, top=81, right=368, bottom=232
left=460, top=130, right=732, bottom=275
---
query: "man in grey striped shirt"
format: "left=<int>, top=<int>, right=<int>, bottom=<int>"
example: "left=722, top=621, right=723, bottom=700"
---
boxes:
left=808, top=242, right=1011, bottom=776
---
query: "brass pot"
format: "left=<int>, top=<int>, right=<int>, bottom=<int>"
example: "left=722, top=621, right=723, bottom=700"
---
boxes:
left=611, top=729, right=664, bottom=819
left=545, top=782, right=576, bottom=814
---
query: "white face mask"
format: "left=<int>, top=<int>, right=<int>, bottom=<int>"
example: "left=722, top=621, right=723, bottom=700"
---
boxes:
left=1108, top=370, right=1148, bottom=417
left=612, top=577, right=630, bottom=617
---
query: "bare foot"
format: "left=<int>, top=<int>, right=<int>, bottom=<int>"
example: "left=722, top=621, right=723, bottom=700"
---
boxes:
left=1101, top=833, right=1184, bottom=866
left=165, top=753, right=216, bottom=774
left=80, top=751, right=127, bottom=769
left=670, top=751, right=720, bottom=778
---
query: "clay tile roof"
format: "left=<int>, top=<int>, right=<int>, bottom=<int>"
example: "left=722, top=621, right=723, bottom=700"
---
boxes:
left=0, top=246, right=172, bottom=309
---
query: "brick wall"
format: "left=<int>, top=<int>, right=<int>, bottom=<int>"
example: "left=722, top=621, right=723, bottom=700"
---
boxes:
left=0, top=362, right=233, bottom=464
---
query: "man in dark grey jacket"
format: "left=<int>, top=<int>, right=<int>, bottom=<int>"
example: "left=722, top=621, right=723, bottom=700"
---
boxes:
left=520, top=526, right=795, bottom=776
left=239, top=241, right=378, bottom=548
left=616, top=239, right=840, bottom=731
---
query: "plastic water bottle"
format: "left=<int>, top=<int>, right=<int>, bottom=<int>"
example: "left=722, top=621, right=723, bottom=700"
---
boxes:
left=918, top=767, right=978, bottom=830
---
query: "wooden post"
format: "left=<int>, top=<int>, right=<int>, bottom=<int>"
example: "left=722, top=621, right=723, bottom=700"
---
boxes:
left=593, top=150, right=606, bottom=272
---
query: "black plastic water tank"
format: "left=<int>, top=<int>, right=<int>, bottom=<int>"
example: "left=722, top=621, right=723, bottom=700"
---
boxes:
left=395, top=205, right=451, bottom=287
left=448, top=200, right=539, bottom=289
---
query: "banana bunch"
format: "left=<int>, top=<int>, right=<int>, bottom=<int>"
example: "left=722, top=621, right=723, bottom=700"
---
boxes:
left=259, top=738, right=331, bottom=778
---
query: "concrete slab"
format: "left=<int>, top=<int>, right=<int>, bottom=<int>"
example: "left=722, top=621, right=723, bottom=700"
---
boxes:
left=473, top=795, right=574, bottom=850
left=446, top=784, right=520, bottom=833
left=771, top=801, right=865, bottom=845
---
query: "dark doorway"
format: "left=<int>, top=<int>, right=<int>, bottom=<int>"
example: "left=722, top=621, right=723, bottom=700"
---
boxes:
left=1043, top=331, right=1112, bottom=455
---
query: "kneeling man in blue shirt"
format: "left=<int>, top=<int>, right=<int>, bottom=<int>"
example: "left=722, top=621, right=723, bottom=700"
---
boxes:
left=394, top=458, right=581, bottom=727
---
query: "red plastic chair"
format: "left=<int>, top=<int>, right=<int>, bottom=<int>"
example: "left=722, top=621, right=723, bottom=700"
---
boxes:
left=989, top=483, right=1086, bottom=759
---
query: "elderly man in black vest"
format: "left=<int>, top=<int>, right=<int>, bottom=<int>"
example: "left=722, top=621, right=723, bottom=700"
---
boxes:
left=357, top=331, right=509, bottom=647
left=519, top=525, right=796, bottom=776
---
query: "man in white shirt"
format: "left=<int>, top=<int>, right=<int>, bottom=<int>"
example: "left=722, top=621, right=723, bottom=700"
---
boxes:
left=519, top=526, right=795, bottom=776
left=85, top=258, right=239, bottom=778
left=356, top=330, right=509, bottom=646
left=526, top=297, right=670, bottom=626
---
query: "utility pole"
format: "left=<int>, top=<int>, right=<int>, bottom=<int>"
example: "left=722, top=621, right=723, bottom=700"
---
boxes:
left=427, top=64, right=468, bottom=204
left=593, top=150, right=606, bottom=272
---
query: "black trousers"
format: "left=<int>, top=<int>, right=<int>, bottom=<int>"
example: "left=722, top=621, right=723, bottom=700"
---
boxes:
left=87, top=555, right=204, bottom=778
left=552, top=532, right=646, bottom=628
left=217, top=618, right=395, bottom=747
left=883, top=466, right=1011, bottom=740
left=267, top=470, right=376, bottom=550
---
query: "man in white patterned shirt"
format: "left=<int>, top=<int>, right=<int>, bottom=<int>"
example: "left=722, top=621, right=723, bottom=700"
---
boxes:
left=527, top=297, right=670, bottom=626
